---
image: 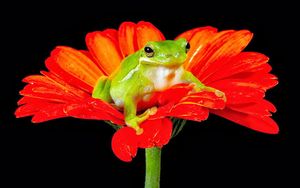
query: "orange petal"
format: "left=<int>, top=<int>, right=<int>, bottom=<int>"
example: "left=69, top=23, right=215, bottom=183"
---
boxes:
left=78, top=50, right=99, bottom=66
left=180, top=29, right=253, bottom=81
left=118, top=22, right=139, bottom=58
left=50, top=46, right=103, bottom=86
left=45, top=55, right=94, bottom=93
left=175, top=26, right=218, bottom=41
left=86, top=29, right=123, bottom=75
left=197, top=30, right=253, bottom=82
left=136, top=21, right=165, bottom=49
left=112, top=127, right=138, bottom=162
left=176, top=27, right=218, bottom=71
left=211, top=108, right=279, bottom=134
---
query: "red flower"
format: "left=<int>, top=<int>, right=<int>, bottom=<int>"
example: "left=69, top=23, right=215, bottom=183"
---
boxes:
left=15, top=21, right=278, bottom=162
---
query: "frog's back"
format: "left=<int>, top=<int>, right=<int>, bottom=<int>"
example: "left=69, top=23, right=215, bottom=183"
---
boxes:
left=110, top=50, right=141, bottom=82
left=109, top=50, right=141, bottom=107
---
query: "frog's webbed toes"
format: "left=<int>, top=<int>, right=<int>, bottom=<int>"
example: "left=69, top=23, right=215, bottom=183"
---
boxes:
left=215, top=90, right=227, bottom=102
left=125, top=107, right=157, bottom=135
left=188, top=83, right=200, bottom=95
left=187, top=83, right=227, bottom=102
left=147, top=106, right=157, bottom=116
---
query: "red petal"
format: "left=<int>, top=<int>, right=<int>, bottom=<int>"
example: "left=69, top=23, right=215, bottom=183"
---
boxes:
left=259, top=99, right=277, bottom=113
left=112, top=127, right=138, bottom=162
left=158, top=83, right=194, bottom=106
left=169, top=103, right=209, bottom=121
left=137, top=119, right=161, bottom=148
left=86, top=98, right=124, bottom=120
left=73, top=107, right=125, bottom=125
left=154, top=118, right=172, bottom=146
left=203, top=52, right=269, bottom=84
left=31, top=104, right=67, bottom=123
left=41, top=71, right=90, bottom=99
left=17, top=96, right=51, bottom=105
left=226, top=103, right=271, bottom=116
left=136, top=21, right=165, bottom=49
left=226, top=98, right=276, bottom=116
left=118, top=22, right=139, bottom=58
left=86, top=29, right=123, bottom=75
left=181, top=91, right=226, bottom=109
left=20, top=83, right=79, bottom=103
left=211, top=108, right=279, bottom=134
left=15, top=102, right=53, bottom=118
left=149, top=102, right=175, bottom=120
left=137, top=92, right=160, bottom=112
left=22, top=74, right=86, bottom=102
left=207, top=79, right=265, bottom=104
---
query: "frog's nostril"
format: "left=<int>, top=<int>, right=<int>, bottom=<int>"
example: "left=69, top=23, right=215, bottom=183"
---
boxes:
left=166, top=54, right=171, bottom=58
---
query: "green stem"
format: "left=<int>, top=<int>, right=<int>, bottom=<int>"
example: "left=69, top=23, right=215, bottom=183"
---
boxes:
left=145, top=147, right=162, bottom=188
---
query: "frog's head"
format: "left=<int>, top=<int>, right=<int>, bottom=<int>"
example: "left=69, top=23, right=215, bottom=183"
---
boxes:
left=139, top=38, right=190, bottom=67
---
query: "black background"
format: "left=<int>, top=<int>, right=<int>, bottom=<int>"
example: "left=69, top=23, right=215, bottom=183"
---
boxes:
left=2, top=1, right=297, bottom=187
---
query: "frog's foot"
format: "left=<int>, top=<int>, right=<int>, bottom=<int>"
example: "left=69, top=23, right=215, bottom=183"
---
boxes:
left=187, top=83, right=198, bottom=95
left=125, top=107, right=157, bottom=135
left=214, top=90, right=227, bottom=102
left=188, top=83, right=226, bottom=102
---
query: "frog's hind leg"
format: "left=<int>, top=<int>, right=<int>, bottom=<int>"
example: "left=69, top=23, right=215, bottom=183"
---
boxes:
left=92, top=76, right=113, bottom=103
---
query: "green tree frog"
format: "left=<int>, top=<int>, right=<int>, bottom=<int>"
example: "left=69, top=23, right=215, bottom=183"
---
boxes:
left=92, top=38, right=225, bottom=135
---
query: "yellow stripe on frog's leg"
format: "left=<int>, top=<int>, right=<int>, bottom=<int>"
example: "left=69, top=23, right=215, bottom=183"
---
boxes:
left=92, top=76, right=113, bottom=103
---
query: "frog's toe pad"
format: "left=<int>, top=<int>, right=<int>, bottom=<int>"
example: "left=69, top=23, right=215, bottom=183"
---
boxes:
left=148, top=106, right=158, bottom=115
left=136, top=128, right=144, bottom=135
left=215, top=90, right=227, bottom=102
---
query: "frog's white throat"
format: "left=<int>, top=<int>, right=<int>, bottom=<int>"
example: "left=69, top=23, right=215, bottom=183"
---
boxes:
left=143, top=64, right=185, bottom=91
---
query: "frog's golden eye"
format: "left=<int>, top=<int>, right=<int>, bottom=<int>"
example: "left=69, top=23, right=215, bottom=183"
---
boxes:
left=144, top=44, right=154, bottom=58
left=186, top=42, right=190, bottom=53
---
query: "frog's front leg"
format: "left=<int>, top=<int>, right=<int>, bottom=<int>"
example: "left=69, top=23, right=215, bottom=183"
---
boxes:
left=123, top=76, right=157, bottom=135
left=124, top=94, right=157, bottom=135
left=92, top=76, right=113, bottom=103
left=182, top=71, right=226, bottom=101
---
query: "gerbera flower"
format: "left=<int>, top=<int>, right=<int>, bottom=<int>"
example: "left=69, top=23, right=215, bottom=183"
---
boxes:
left=15, top=21, right=278, bottom=162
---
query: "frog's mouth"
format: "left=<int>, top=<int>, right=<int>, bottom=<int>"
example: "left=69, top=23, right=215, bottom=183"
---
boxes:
left=139, top=57, right=185, bottom=68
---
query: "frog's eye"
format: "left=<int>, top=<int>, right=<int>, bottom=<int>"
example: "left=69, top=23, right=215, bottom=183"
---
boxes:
left=144, top=44, right=154, bottom=58
left=185, top=42, right=190, bottom=53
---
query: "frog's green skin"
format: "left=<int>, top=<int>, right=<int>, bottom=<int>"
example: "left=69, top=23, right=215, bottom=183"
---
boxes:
left=92, top=38, right=225, bottom=135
